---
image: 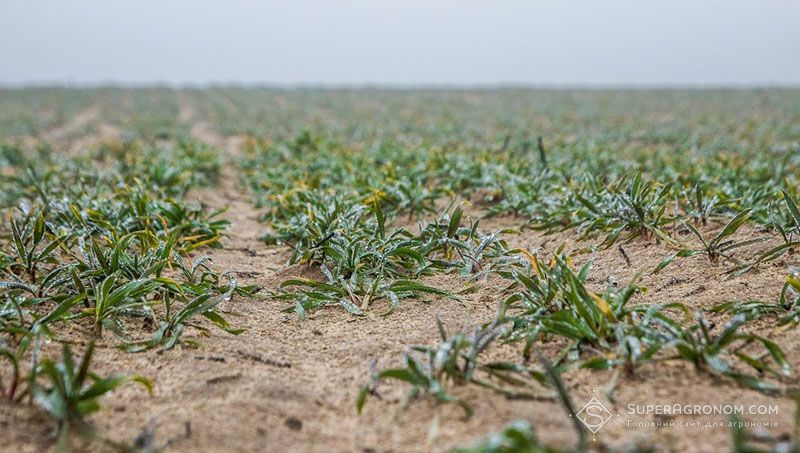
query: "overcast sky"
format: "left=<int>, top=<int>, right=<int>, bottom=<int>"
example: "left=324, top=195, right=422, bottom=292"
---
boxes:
left=1, top=0, right=798, bottom=87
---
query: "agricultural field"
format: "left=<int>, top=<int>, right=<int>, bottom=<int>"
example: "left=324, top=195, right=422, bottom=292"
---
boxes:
left=1, top=87, right=800, bottom=452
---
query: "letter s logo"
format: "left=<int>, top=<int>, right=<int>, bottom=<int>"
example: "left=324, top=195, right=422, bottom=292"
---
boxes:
left=582, top=403, right=607, bottom=429
left=576, top=397, right=612, bottom=433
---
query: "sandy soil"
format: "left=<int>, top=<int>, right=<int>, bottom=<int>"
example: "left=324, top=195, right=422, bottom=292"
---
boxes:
left=2, top=106, right=798, bottom=453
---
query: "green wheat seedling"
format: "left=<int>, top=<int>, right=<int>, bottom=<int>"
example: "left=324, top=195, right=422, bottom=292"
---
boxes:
left=579, top=302, right=691, bottom=376
left=774, top=190, right=800, bottom=243
left=274, top=204, right=460, bottom=317
left=0, top=143, right=28, bottom=168
left=778, top=271, right=800, bottom=325
left=83, top=274, right=161, bottom=336
left=664, top=311, right=791, bottom=393
left=70, top=230, right=175, bottom=284
left=571, top=174, right=675, bottom=247
left=101, top=140, right=221, bottom=194
left=172, top=254, right=259, bottom=297
left=654, top=209, right=762, bottom=272
left=453, top=355, right=588, bottom=452
left=2, top=142, right=227, bottom=255
left=498, top=250, right=772, bottom=381
left=123, top=273, right=243, bottom=352
left=3, top=212, right=64, bottom=290
left=500, top=252, right=664, bottom=352
left=680, top=183, right=727, bottom=226
left=276, top=276, right=450, bottom=319
left=262, top=189, right=367, bottom=264
left=415, top=207, right=513, bottom=279
left=725, top=191, right=800, bottom=277
left=727, top=412, right=793, bottom=453
left=715, top=270, right=800, bottom=326
left=357, top=318, right=546, bottom=418
left=32, top=341, right=152, bottom=449
left=273, top=205, right=515, bottom=318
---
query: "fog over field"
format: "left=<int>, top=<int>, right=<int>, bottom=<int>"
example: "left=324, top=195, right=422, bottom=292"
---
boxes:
left=1, top=0, right=799, bottom=86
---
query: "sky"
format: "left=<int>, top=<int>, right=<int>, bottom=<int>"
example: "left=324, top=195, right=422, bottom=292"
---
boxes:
left=1, top=0, right=798, bottom=87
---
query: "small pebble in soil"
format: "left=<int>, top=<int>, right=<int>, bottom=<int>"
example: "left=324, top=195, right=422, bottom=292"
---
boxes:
left=285, top=416, right=302, bottom=431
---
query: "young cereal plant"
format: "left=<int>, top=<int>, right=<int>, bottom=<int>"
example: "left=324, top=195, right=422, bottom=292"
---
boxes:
left=681, top=183, right=725, bottom=226
left=415, top=207, right=513, bottom=279
left=501, top=250, right=693, bottom=375
left=728, top=410, right=799, bottom=452
left=83, top=274, right=161, bottom=337
left=778, top=270, right=800, bottom=325
left=654, top=209, right=763, bottom=273
left=572, top=174, right=675, bottom=248
left=502, top=254, right=635, bottom=348
left=277, top=274, right=450, bottom=319
left=728, top=190, right=800, bottom=277
left=774, top=190, right=800, bottom=243
left=665, top=311, right=791, bottom=393
left=172, top=254, right=259, bottom=297
left=381, top=176, right=441, bottom=220
left=32, top=342, right=152, bottom=449
left=580, top=302, right=690, bottom=376
left=719, top=270, right=800, bottom=327
left=356, top=318, right=545, bottom=418
left=454, top=356, right=589, bottom=452
left=275, top=204, right=453, bottom=318
left=123, top=274, right=243, bottom=352
left=3, top=212, right=64, bottom=290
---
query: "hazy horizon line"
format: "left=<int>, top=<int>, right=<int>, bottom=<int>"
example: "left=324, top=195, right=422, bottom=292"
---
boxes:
left=2, top=81, right=799, bottom=91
